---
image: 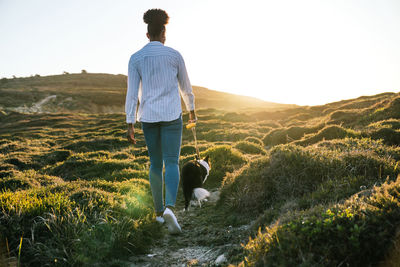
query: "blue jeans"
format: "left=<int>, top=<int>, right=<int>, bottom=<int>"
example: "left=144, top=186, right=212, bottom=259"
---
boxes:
left=141, top=115, right=182, bottom=213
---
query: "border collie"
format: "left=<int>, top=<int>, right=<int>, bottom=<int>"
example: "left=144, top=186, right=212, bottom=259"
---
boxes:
left=181, top=155, right=211, bottom=211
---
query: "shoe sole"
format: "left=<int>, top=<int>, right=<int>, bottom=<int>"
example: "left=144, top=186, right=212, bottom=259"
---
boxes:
left=163, top=213, right=182, bottom=234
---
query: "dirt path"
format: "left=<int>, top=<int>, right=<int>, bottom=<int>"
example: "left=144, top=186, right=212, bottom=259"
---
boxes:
left=129, top=190, right=251, bottom=266
left=13, top=95, right=57, bottom=113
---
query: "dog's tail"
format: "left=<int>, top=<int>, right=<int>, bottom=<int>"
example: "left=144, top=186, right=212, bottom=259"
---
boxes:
left=193, top=188, right=210, bottom=201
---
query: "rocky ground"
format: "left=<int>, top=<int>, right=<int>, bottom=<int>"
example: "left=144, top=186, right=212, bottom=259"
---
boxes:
left=129, top=190, right=251, bottom=267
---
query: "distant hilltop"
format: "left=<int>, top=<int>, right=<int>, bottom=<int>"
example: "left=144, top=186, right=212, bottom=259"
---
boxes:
left=0, top=73, right=295, bottom=114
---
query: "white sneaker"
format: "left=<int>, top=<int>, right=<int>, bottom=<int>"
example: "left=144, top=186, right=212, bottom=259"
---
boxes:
left=156, top=216, right=165, bottom=224
left=163, top=207, right=182, bottom=234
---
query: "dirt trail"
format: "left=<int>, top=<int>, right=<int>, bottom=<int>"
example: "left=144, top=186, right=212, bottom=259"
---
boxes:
left=129, top=190, right=251, bottom=266
left=13, top=95, right=57, bottom=113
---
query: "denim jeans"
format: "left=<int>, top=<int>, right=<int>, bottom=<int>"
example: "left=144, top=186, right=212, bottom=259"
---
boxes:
left=141, top=115, right=182, bottom=213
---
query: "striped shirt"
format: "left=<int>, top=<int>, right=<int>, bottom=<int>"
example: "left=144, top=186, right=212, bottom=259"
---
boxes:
left=125, top=41, right=195, bottom=124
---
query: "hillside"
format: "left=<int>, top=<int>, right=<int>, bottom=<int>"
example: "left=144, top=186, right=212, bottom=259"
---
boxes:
left=0, top=73, right=295, bottom=113
left=0, top=82, right=400, bottom=265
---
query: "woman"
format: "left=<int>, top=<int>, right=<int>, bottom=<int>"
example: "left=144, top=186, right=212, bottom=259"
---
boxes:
left=125, top=9, right=196, bottom=234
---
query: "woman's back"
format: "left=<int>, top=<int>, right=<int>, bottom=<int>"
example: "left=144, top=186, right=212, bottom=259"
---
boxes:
left=126, top=41, right=194, bottom=124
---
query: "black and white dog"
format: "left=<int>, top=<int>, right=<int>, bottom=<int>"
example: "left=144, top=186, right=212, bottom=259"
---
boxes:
left=181, top=155, right=211, bottom=211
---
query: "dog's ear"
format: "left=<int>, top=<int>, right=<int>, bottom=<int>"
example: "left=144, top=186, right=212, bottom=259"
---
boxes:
left=204, top=155, right=209, bottom=163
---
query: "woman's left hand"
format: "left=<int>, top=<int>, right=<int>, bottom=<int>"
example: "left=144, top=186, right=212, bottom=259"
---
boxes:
left=127, top=124, right=136, bottom=144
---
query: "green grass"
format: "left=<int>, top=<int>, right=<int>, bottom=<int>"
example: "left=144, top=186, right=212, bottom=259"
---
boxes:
left=219, top=141, right=399, bottom=215
left=242, top=176, right=400, bottom=266
left=1, top=78, right=400, bottom=265
left=234, top=141, right=266, bottom=155
left=200, top=145, right=247, bottom=188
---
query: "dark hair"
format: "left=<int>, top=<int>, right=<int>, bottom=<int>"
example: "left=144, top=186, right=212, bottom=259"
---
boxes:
left=143, top=9, right=169, bottom=37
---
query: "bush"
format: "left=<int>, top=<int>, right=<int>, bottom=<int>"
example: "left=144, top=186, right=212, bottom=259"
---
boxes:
left=262, top=126, right=321, bottom=146
left=181, top=145, right=196, bottom=156
left=369, top=127, right=400, bottom=146
left=219, top=144, right=399, bottom=214
left=365, top=96, right=400, bottom=123
left=314, top=137, right=400, bottom=161
left=199, top=145, right=247, bottom=188
left=328, top=110, right=361, bottom=125
left=63, top=137, right=128, bottom=153
left=244, top=136, right=264, bottom=146
left=47, top=156, right=142, bottom=181
left=294, top=125, right=360, bottom=146
left=286, top=112, right=315, bottom=122
left=262, top=128, right=287, bottom=146
left=34, top=149, right=71, bottom=166
left=234, top=141, right=266, bottom=155
left=219, top=157, right=271, bottom=213
left=199, top=129, right=253, bottom=142
left=222, top=112, right=253, bottom=122
left=0, top=169, right=63, bottom=191
left=0, top=178, right=159, bottom=266
left=367, top=119, right=400, bottom=130
left=242, top=176, right=400, bottom=266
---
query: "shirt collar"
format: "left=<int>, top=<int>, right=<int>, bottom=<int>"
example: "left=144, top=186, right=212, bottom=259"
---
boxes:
left=146, top=41, right=164, bottom=46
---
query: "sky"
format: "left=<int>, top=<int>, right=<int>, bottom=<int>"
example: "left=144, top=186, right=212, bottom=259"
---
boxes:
left=1, top=0, right=400, bottom=106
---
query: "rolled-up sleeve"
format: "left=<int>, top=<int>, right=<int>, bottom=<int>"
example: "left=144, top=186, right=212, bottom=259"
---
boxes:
left=125, top=57, right=140, bottom=123
left=177, top=52, right=195, bottom=111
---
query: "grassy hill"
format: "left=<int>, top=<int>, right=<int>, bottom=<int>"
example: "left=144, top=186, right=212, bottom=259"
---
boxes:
left=0, top=73, right=294, bottom=113
left=0, top=75, right=400, bottom=266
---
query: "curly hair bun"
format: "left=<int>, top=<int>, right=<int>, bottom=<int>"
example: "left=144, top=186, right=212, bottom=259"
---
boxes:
left=143, top=9, right=169, bottom=26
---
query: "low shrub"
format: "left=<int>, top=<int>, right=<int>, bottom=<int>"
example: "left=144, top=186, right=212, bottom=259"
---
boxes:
left=294, top=125, right=360, bottom=146
left=234, top=141, right=266, bottom=155
left=34, top=149, right=71, bottom=166
left=199, top=145, right=247, bottom=188
left=110, top=168, right=149, bottom=181
left=286, top=112, right=315, bottom=122
left=262, top=129, right=287, bottom=146
left=111, top=151, right=132, bottom=160
left=368, top=127, right=400, bottom=146
left=0, top=178, right=158, bottom=266
left=69, top=187, right=117, bottom=212
left=219, top=144, right=399, bottom=214
left=257, top=121, right=281, bottom=129
left=180, top=145, right=196, bottom=156
left=244, top=136, right=264, bottom=146
left=0, top=169, right=64, bottom=191
left=327, top=110, right=361, bottom=125
left=364, top=96, right=400, bottom=123
left=199, top=129, right=253, bottom=142
left=314, top=137, right=400, bottom=161
left=367, top=119, right=400, bottom=130
left=47, top=156, right=142, bottom=181
left=222, top=112, right=253, bottom=122
left=242, top=176, right=400, bottom=266
left=4, top=153, right=40, bottom=170
left=262, top=126, right=321, bottom=146
left=63, top=137, right=128, bottom=152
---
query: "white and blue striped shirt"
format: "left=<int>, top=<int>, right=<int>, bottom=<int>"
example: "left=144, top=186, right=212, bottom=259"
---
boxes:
left=125, top=41, right=195, bottom=124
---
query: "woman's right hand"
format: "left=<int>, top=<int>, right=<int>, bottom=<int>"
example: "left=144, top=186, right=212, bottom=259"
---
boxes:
left=188, top=110, right=197, bottom=123
left=127, top=124, right=136, bottom=144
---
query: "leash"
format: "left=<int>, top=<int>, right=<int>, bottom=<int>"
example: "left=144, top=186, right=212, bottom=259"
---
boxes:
left=186, top=122, right=200, bottom=159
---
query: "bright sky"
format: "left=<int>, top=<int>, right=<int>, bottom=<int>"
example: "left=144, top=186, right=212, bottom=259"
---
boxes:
left=1, top=0, right=400, bottom=106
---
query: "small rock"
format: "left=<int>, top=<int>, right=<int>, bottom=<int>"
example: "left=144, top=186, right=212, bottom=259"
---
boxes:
left=215, top=254, right=227, bottom=265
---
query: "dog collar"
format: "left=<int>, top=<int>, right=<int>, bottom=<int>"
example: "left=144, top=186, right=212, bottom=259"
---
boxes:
left=198, top=160, right=210, bottom=183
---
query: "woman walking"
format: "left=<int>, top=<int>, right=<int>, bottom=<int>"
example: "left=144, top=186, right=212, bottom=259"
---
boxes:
left=125, top=9, right=196, bottom=234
